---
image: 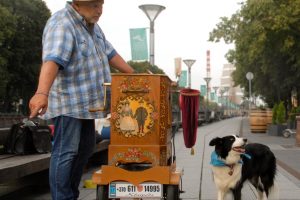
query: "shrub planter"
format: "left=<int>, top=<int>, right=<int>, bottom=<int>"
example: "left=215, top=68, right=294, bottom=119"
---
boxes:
left=249, top=110, right=267, bottom=133
left=267, top=124, right=287, bottom=136
left=296, top=116, right=300, bottom=146
left=287, top=120, right=296, bottom=129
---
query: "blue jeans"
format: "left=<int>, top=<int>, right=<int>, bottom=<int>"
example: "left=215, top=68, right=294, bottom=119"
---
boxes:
left=50, top=116, right=95, bottom=200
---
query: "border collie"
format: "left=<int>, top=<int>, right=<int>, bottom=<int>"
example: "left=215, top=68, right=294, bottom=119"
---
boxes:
left=209, top=135, right=276, bottom=200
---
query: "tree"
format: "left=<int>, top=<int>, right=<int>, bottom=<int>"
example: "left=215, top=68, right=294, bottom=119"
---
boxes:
left=127, top=61, right=165, bottom=74
left=209, top=0, right=300, bottom=108
left=0, top=0, right=51, bottom=113
left=0, top=5, right=17, bottom=102
left=110, top=61, right=165, bottom=74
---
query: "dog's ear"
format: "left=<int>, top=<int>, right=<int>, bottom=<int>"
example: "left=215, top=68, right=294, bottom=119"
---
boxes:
left=209, top=137, right=221, bottom=146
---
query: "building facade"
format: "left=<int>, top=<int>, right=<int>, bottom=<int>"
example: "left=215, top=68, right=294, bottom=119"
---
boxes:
left=220, top=64, right=244, bottom=115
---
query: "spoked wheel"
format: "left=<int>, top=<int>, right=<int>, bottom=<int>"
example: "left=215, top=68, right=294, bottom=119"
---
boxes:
left=96, top=184, right=109, bottom=200
left=165, top=184, right=180, bottom=200
left=283, top=130, right=291, bottom=138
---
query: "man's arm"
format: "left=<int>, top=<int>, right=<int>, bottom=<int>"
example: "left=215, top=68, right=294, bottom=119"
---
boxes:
left=109, top=53, right=134, bottom=73
left=29, top=61, right=59, bottom=118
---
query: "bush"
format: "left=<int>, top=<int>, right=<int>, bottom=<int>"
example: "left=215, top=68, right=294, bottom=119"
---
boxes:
left=276, top=101, right=286, bottom=125
left=272, top=103, right=278, bottom=124
left=288, top=107, right=297, bottom=122
left=296, top=106, right=300, bottom=115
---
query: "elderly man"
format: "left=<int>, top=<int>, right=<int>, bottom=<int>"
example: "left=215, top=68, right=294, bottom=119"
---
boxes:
left=29, top=0, right=133, bottom=199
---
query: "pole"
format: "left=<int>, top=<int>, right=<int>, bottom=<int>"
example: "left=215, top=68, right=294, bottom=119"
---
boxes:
left=183, top=59, right=196, bottom=89
left=203, top=77, right=211, bottom=121
left=249, top=79, right=252, bottom=115
left=139, top=4, right=165, bottom=66
left=188, top=66, right=191, bottom=88
left=227, top=95, right=229, bottom=116
left=150, top=21, right=155, bottom=66
left=206, top=82, right=209, bottom=107
left=220, top=90, right=224, bottom=118
left=213, top=87, right=218, bottom=103
left=206, top=82, right=209, bottom=120
left=246, top=72, right=253, bottom=116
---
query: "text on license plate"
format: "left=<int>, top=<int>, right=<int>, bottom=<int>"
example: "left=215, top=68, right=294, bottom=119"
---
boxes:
left=109, top=182, right=162, bottom=198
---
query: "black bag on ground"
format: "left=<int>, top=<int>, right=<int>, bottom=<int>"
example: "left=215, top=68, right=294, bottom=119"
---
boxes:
left=4, top=122, right=52, bottom=154
left=29, top=125, right=52, bottom=153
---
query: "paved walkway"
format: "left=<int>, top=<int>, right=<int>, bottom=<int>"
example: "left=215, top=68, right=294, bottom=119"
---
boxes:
left=176, top=117, right=258, bottom=200
left=3, top=117, right=300, bottom=199
left=176, top=116, right=300, bottom=200
left=240, top=117, right=300, bottom=200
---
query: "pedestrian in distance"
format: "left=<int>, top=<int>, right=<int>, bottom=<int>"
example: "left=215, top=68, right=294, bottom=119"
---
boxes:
left=28, top=0, right=134, bottom=199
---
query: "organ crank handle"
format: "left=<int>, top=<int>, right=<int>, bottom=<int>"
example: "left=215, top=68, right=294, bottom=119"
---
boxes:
left=89, top=82, right=111, bottom=112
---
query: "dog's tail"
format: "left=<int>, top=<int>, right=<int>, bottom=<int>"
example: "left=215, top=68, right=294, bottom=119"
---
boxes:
left=256, top=175, right=278, bottom=200
left=267, top=181, right=279, bottom=200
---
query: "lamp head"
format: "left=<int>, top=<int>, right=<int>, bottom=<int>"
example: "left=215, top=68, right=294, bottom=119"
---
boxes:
left=139, top=4, right=165, bottom=22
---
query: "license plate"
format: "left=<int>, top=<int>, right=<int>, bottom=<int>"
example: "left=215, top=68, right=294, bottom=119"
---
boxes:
left=109, top=182, right=162, bottom=198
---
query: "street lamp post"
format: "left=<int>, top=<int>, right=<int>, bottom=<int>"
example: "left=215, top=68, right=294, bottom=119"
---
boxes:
left=224, top=86, right=230, bottom=116
left=204, top=77, right=212, bottom=120
left=219, top=89, right=225, bottom=117
left=246, top=72, right=254, bottom=114
left=213, top=86, right=219, bottom=103
left=139, top=4, right=165, bottom=66
left=183, top=59, right=196, bottom=88
left=204, top=77, right=212, bottom=102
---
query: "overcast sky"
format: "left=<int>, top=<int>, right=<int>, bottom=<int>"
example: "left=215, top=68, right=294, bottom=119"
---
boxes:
left=43, top=0, right=243, bottom=89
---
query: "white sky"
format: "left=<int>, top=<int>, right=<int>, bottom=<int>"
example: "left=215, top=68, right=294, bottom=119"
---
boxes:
left=43, top=0, right=242, bottom=89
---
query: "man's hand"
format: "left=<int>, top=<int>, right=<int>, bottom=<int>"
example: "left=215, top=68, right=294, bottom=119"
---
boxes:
left=28, top=61, right=59, bottom=118
left=29, top=93, right=48, bottom=118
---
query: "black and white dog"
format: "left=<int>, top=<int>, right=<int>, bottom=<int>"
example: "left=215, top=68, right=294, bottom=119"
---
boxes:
left=209, top=135, right=276, bottom=200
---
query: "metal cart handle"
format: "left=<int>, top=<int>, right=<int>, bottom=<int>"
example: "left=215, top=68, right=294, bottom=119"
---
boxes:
left=89, top=83, right=111, bottom=112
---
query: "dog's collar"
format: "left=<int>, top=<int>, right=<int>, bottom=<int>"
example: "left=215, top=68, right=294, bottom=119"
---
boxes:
left=210, top=151, right=241, bottom=176
left=242, top=153, right=251, bottom=159
left=210, top=151, right=234, bottom=167
left=210, top=151, right=251, bottom=167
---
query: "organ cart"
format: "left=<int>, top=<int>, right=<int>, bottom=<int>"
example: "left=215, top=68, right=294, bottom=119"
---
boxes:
left=92, top=74, right=183, bottom=200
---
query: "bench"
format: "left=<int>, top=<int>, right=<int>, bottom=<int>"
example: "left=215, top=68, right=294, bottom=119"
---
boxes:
left=0, top=114, right=24, bottom=129
left=0, top=128, right=10, bottom=148
left=0, top=139, right=109, bottom=184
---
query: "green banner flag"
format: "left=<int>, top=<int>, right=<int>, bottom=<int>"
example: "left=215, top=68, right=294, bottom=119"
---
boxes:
left=210, top=92, right=215, bottom=101
left=179, top=70, right=187, bottom=87
left=129, top=28, right=148, bottom=61
left=200, top=85, right=207, bottom=96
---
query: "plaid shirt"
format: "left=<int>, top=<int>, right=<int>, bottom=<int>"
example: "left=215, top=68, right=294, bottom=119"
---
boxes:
left=42, top=3, right=115, bottom=119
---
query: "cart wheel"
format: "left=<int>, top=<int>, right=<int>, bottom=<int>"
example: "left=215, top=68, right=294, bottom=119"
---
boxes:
left=165, top=185, right=179, bottom=200
left=283, top=130, right=291, bottom=138
left=96, top=185, right=108, bottom=200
